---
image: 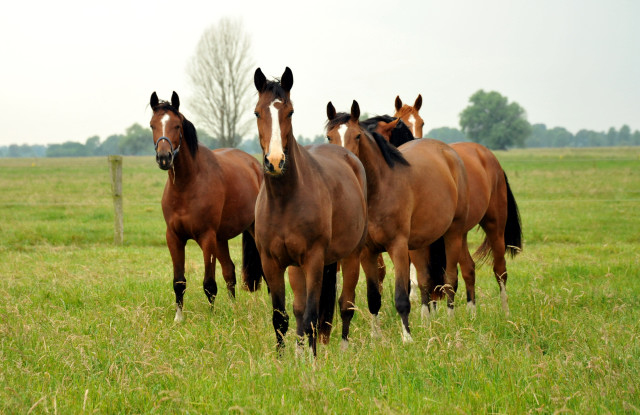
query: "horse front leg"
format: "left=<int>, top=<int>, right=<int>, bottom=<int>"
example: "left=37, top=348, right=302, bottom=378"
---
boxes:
left=338, top=250, right=361, bottom=349
left=360, top=247, right=383, bottom=339
left=198, top=235, right=219, bottom=307
left=263, top=258, right=288, bottom=353
left=387, top=240, right=412, bottom=343
left=287, top=266, right=307, bottom=354
left=167, top=230, right=187, bottom=322
left=301, top=250, right=326, bottom=357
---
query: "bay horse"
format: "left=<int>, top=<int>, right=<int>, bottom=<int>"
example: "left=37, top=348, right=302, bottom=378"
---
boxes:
left=394, top=95, right=522, bottom=315
left=326, top=100, right=468, bottom=343
left=253, top=68, right=367, bottom=356
left=149, top=91, right=264, bottom=323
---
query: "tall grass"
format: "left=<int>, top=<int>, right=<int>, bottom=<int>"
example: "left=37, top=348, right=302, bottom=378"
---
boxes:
left=1, top=148, right=639, bottom=413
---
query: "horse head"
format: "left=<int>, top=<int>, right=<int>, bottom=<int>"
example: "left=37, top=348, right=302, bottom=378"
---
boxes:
left=150, top=91, right=184, bottom=170
left=394, top=94, right=424, bottom=138
left=254, top=67, right=295, bottom=176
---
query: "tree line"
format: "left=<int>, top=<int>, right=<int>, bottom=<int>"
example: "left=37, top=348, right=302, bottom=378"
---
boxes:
left=2, top=120, right=638, bottom=158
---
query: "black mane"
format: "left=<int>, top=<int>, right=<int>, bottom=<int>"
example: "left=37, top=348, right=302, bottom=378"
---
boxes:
left=362, top=115, right=415, bottom=148
left=152, top=101, right=198, bottom=157
left=325, top=113, right=409, bottom=168
left=261, top=79, right=290, bottom=103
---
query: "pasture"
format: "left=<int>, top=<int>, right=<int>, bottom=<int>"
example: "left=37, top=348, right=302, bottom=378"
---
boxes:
left=1, top=147, right=639, bottom=413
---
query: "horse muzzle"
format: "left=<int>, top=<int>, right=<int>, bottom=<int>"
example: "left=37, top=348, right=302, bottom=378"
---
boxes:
left=264, top=153, right=286, bottom=176
left=156, top=151, right=173, bottom=170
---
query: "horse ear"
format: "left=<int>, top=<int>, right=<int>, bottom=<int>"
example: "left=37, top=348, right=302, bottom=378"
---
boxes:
left=254, top=68, right=267, bottom=92
left=350, top=100, right=360, bottom=122
left=150, top=92, right=159, bottom=109
left=395, top=96, right=403, bottom=112
left=281, top=67, right=293, bottom=92
left=327, top=102, right=336, bottom=121
left=171, top=91, right=180, bottom=111
left=414, top=94, right=422, bottom=111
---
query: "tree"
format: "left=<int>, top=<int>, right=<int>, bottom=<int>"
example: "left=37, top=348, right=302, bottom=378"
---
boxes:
left=187, top=18, right=254, bottom=148
left=426, top=127, right=467, bottom=144
left=118, top=123, right=153, bottom=156
left=459, top=90, right=531, bottom=150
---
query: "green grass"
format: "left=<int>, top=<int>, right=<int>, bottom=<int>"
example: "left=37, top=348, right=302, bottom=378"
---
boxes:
left=1, top=148, right=639, bottom=414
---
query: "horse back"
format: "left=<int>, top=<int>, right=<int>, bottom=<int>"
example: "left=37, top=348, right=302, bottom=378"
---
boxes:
left=450, top=142, right=506, bottom=231
left=398, top=139, right=469, bottom=244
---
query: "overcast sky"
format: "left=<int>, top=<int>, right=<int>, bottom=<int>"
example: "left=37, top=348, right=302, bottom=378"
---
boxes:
left=1, top=0, right=638, bottom=146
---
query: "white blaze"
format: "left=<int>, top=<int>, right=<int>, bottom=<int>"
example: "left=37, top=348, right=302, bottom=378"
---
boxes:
left=408, top=114, right=417, bottom=137
left=268, top=100, right=284, bottom=159
left=161, top=113, right=170, bottom=137
left=337, top=124, right=348, bottom=147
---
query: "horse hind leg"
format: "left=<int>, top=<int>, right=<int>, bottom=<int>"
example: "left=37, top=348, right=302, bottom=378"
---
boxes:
left=459, top=234, right=477, bottom=316
left=481, top=220, right=510, bottom=316
left=360, top=248, right=383, bottom=339
left=387, top=242, right=413, bottom=343
left=215, top=239, right=237, bottom=299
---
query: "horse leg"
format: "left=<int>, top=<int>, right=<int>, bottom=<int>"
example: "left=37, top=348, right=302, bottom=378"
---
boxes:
left=263, top=259, right=288, bottom=352
left=338, top=250, right=361, bottom=349
left=167, top=230, right=187, bottom=322
left=288, top=266, right=307, bottom=355
left=198, top=235, right=219, bottom=307
left=215, top=238, right=237, bottom=299
left=409, top=247, right=433, bottom=321
left=301, top=250, right=326, bottom=356
left=459, top=233, right=477, bottom=316
left=482, top=220, right=509, bottom=316
left=443, top=231, right=463, bottom=318
left=360, top=247, right=383, bottom=338
left=387, top=240, right=412, bottom=343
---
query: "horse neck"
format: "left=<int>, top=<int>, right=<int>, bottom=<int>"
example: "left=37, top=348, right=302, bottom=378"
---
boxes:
left=358, top=134, right=392, bottom=193
left=167, top=147, right=200, bottom=189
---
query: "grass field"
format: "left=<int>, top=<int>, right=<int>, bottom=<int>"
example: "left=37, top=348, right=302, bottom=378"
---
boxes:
left=1, top=147, right=639, bottom=414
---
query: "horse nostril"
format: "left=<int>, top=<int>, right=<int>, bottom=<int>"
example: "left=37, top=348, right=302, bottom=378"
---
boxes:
left=279, top=159, right=285, bottom=169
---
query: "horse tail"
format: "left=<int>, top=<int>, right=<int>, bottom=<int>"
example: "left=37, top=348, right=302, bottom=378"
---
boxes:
left=318, top=262, right=338, bottom=342
left=428, top=237, right=447, bottom=299
left=241, top=229, right=265, bottom=292
left=503, top=172, right=523, bottom=258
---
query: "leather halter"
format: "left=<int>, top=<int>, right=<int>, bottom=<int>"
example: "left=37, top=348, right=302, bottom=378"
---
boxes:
left=154, top=132, right=182, bottom=165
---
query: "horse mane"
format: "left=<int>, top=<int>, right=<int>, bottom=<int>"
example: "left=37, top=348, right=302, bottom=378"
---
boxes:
left=361, top=115, right=397, bottom=130
left=152, top=101, right=199, bottom=157
left=388, top=120, right=415, bottom=148
left=325, top=112, right=351, bottom=131
left=260, top=79, right=290, bottom=103
left=325, top=112, right=409, bottom=168
left=361, top=115, right=415, bottom=148
left=368, top=130, right=410, bottom=167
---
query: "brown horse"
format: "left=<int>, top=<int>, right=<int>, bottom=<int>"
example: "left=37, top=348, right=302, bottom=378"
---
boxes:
left=253, top=68, right=367, bottom=355
left=394, top=95, right=522, bottom=315
left=326, top=100, right=468, bottom=343
left=150, top=91, right=264, bottom=323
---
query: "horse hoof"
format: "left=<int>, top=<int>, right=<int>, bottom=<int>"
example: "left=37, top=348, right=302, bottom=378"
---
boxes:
left=341, top=339, right=349, bottom=351
left=421, top=304, right=432, bottom=322
left=174, top=309, right=184, bottom=323
left=370, top=315, right=382, bottom=339
left=401, top=327, right=413, bottom=344
left=467, top=301, right=477, bottom=318
left=447, top=307, right=455, bottom=319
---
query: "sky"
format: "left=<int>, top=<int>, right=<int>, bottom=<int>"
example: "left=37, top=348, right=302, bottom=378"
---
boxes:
left=1, top=0, right=638, bottom=146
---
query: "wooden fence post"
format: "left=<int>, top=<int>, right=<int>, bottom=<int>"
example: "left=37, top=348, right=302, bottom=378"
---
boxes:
left=108, top=155, right=123, bottom=245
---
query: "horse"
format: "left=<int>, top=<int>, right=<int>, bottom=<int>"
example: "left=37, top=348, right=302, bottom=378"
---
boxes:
left=326, top=100, right=469, bottom=343
left=253, top=68, right=367, bottom=356
left=394, top=95, right=523, bottom=315
left=149, top=91, right=265, bottom=323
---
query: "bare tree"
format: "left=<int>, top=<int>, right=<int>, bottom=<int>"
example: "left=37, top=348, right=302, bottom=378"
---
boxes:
left=187, top=18, right=253, bottom=148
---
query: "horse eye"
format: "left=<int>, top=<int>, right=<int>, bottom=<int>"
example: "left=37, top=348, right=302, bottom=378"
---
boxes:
left=254, top=111, right=260, bottom=118
left=326, top=136, right=330, bottom=142
left=288, top=110, right=294, bottom=118
left=356, top=134, right=361, bottom=140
